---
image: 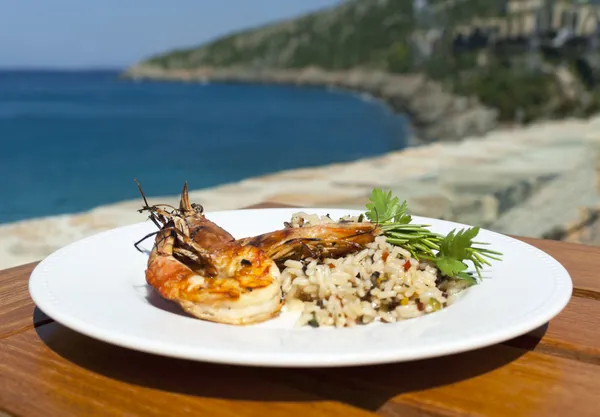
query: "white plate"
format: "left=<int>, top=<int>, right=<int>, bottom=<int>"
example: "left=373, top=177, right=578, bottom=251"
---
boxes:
left=29, top=208, right=572, bottom=367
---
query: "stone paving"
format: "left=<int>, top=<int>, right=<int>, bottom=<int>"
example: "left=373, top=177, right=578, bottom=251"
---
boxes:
left=2, top=116, right=600, bottom=269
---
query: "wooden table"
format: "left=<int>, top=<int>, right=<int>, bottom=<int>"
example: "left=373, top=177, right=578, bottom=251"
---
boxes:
left=1, top=202, right=599, bottom=417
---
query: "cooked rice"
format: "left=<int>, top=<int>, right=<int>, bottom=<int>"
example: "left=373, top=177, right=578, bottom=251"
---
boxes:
left=280, top=212, right=470, bottom=328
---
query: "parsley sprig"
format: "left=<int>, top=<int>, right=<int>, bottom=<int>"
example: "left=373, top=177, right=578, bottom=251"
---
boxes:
left=365, top=188, right=503, bottom=284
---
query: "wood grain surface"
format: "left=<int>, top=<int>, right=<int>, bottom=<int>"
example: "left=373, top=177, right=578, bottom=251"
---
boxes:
left=0, top=202, right=599, bottom=417
left=0, top=262, right=47, bottom=339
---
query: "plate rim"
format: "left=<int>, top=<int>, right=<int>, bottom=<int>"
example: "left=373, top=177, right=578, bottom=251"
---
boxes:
left=28, top=207, right=574, bottom=367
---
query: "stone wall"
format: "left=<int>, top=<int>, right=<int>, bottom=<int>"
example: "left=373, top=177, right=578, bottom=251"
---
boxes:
left=2, top=116, right=600, bottom=270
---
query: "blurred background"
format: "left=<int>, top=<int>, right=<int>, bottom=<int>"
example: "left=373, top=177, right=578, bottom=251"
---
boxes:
left=2, top=0, right=600, bottom=269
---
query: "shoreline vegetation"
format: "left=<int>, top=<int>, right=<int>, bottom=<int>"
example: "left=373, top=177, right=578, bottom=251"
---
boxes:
left=119, top=0, right=600, bottom=143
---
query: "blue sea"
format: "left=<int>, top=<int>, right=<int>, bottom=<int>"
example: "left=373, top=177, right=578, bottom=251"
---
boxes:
left=0, top=70, right=409, bottom=224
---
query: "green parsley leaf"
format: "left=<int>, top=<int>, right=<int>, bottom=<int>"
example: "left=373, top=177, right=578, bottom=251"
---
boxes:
left=434, top=258, right=468, bottom=277
left=394, top=200, right=412, bottom=224
left=363, top=188, right=503, bottom=284
left=456, top=271, right=477, bottom=284
left=366, top=188, right=406, bottom=223
left=434, top=227, right=483, bottom=281
left=438, top=227, right=480, bottom=260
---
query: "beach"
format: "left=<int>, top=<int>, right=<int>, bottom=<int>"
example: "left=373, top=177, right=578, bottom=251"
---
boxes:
left=2, top=114, right=600, bottom=270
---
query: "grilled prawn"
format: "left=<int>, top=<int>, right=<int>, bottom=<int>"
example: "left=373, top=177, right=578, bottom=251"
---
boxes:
left=237, top=220, right=382, bottom=266
left=137, top=182, right=282, bottom=325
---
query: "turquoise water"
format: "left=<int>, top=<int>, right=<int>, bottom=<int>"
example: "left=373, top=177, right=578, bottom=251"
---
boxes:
left=0, top=70, right=409, bottom=224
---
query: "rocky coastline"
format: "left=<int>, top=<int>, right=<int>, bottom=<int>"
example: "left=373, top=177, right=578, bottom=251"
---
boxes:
left=121, top=64, right=500, bottom=144
left=2, top=113, right=600, bottom=270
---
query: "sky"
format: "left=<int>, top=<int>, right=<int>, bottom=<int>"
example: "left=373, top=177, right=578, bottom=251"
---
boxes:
left=0, top=0, right=343, bottom=69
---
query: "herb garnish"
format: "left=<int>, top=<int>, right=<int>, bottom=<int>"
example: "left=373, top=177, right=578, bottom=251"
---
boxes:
left=365, top=188, right=502, bottom=284
left=307, top=312, right=320, bottom=328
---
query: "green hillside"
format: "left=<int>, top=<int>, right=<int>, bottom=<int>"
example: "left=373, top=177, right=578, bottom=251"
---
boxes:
left=143, top=0, right=498, bottom=72
left=135, top=0, right=599, bottom=124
